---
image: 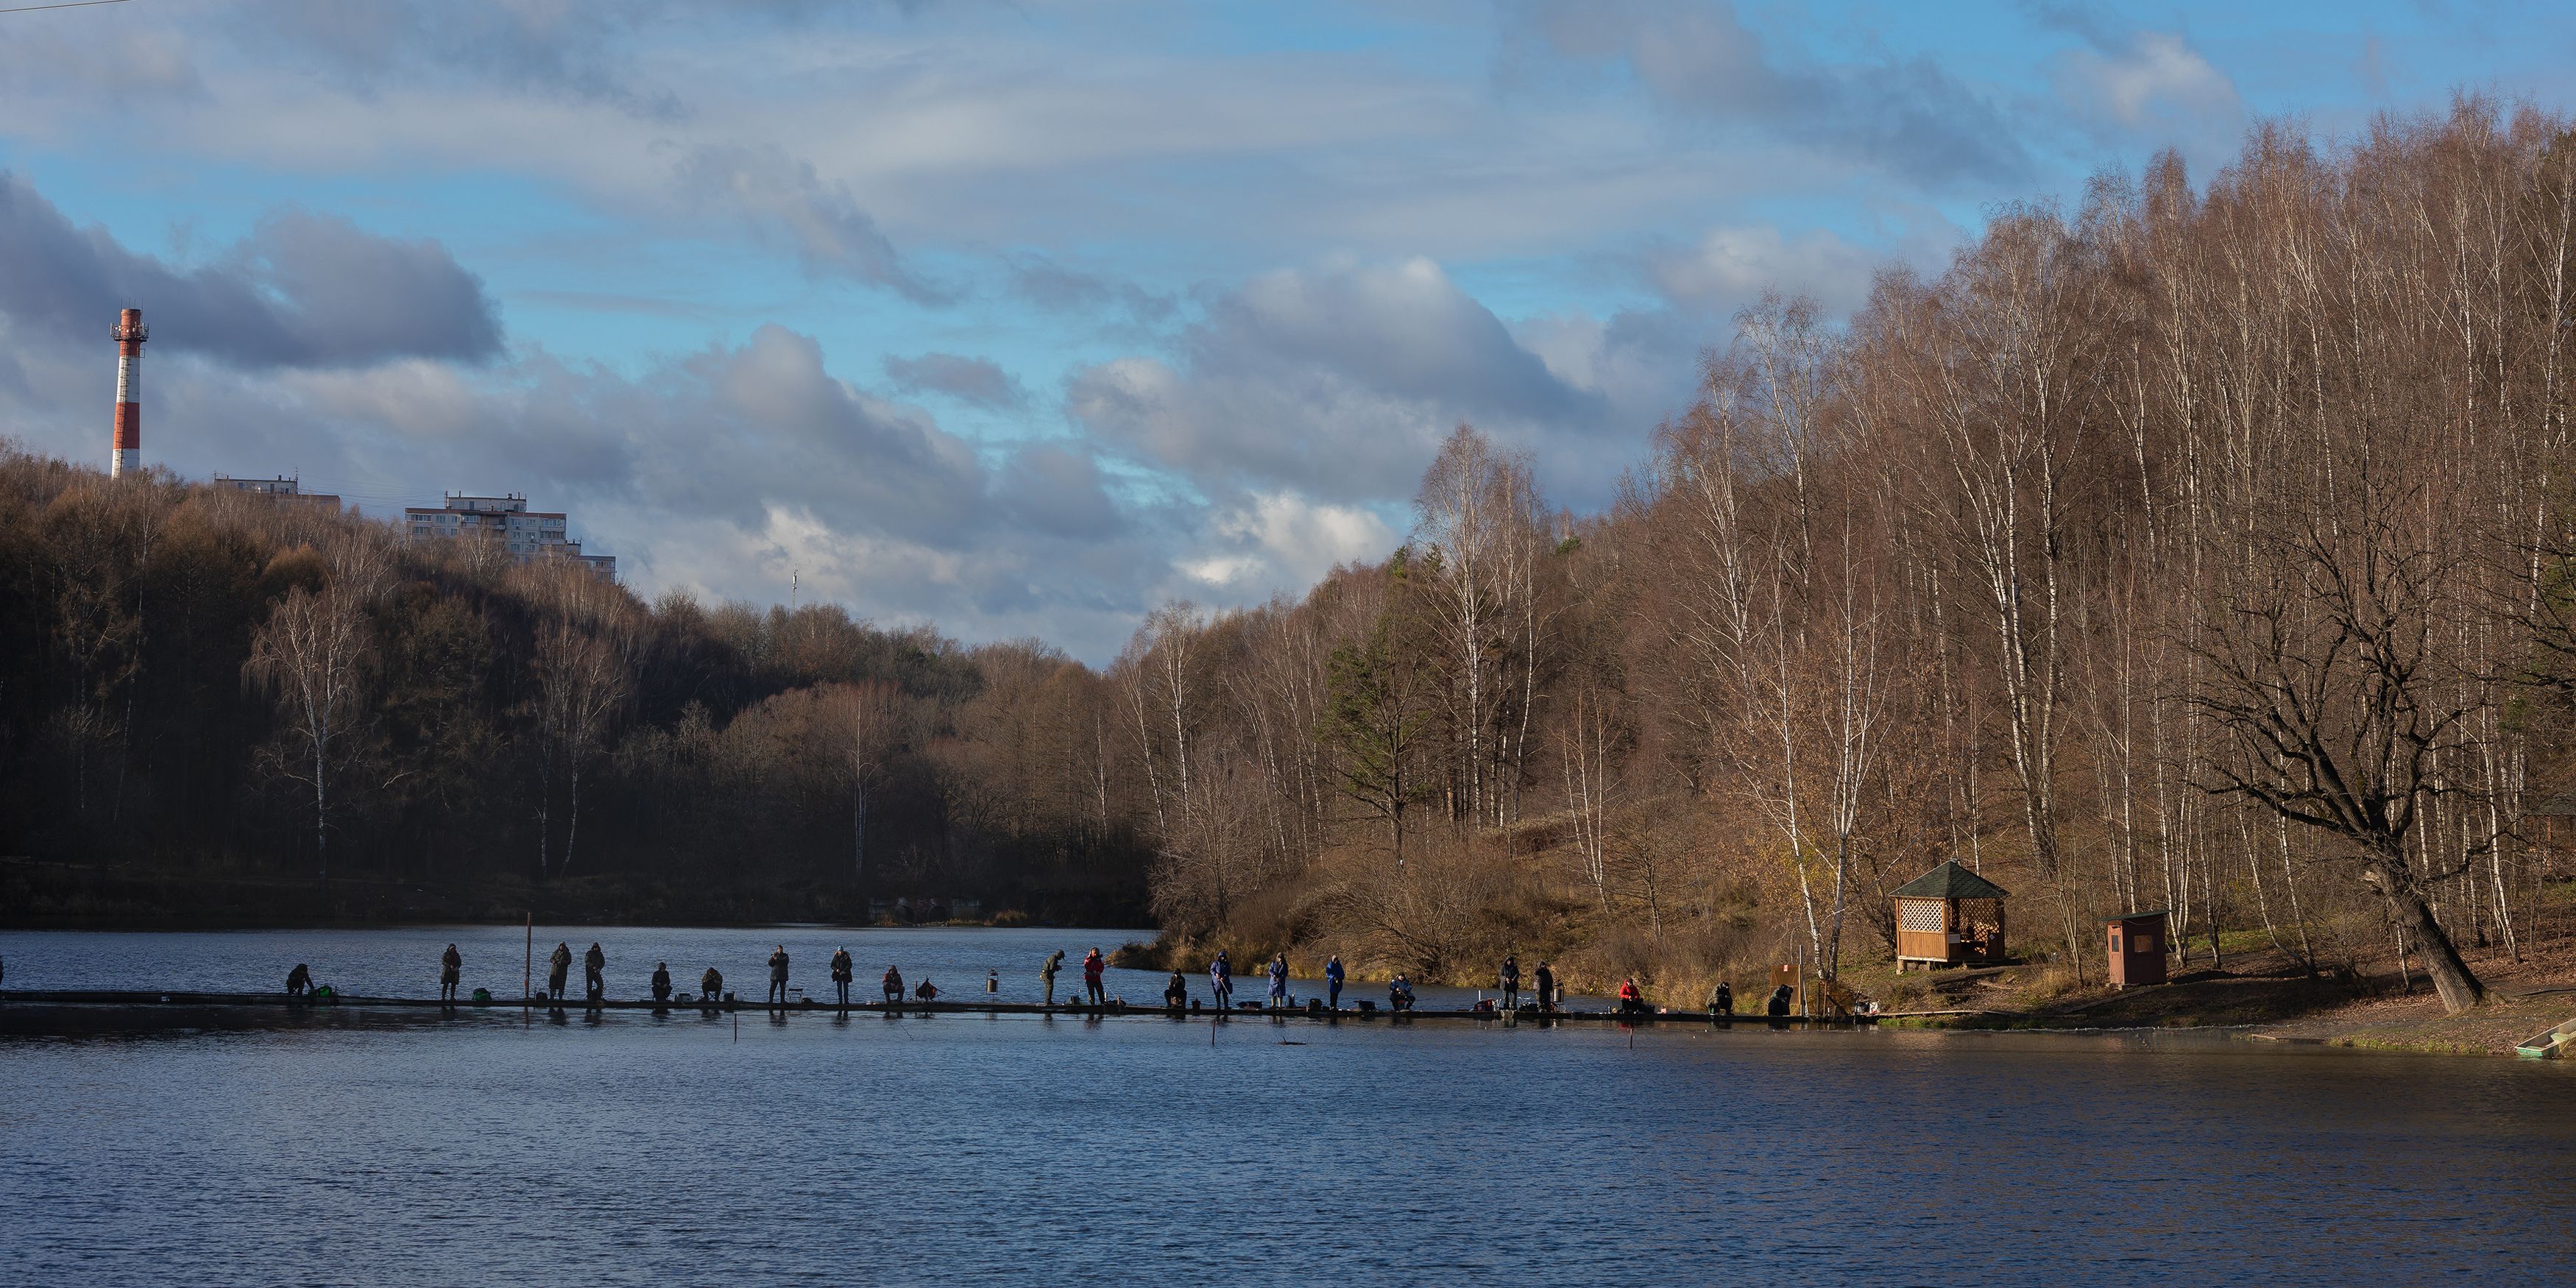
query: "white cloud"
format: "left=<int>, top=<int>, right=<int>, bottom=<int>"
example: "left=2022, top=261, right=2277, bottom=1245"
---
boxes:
left=1069, top=257, right=1624, bottom=505
left=1188, top=492, right=1396, bottom=592
left=2049, top=27, right=2243, bottom=161
left=1648, top=224, right=1881, bottom=316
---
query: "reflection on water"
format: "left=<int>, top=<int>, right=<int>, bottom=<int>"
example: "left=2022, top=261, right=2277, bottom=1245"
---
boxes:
left=3, top=929, right=2573, bottom=1285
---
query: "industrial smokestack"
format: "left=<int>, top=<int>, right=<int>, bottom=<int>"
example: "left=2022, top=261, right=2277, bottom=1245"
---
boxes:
left=110, top=307, right=147, bottom=478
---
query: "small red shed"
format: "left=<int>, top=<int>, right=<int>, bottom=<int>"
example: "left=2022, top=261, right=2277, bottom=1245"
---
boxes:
left=2105, top=910, right=2170, bottom=988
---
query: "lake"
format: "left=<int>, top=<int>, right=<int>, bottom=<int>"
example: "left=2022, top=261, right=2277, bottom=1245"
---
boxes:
left=3, top=927, right=2570, bottom=1285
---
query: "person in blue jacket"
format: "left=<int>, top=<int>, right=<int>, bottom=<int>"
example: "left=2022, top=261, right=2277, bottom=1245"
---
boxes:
left=1209, top=951, right=1234, bottom=1008
left=1324, top=955, right=1345, bottom=1010
left=1267, top=953, right=1289, bottom=1008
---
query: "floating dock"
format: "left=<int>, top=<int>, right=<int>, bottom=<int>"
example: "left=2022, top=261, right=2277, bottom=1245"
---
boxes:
left=0, top=989, right=1856, bottom=1025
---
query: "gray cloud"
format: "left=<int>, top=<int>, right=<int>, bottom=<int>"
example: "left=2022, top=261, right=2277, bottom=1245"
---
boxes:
left=677, top=145, right=948, bottom=304
left=1508, top=0, right=2030, bottom=188
left=0, top=171, right=501, bottom=369
left=248, top=0, right=685, bottom=117
left=883, top=352, right=1029, bottom=411
left=1008, top=256, right=1180, bottom=327
left=992, top=444, right=1125, bottom=539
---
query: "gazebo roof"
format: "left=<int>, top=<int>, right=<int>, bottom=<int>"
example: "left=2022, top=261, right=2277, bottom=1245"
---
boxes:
left=1892, top=860, right=2011, bottom=902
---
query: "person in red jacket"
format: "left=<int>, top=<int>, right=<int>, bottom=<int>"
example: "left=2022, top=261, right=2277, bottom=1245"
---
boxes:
left=1618, top=977, right=1649, bottom=1016
left=1082, top=947, right=1107, bottom=1005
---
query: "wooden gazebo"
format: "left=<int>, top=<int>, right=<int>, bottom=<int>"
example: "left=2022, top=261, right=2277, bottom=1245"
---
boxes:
left=1893, top=860, right=2010, bottom=971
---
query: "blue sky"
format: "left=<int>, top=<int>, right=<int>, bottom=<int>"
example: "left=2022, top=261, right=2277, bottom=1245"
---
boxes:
left=1, top=0, right=2569, bottom=660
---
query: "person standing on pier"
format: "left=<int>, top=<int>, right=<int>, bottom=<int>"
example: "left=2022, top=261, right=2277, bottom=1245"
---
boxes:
left=830, top=947, right=854, bottom=1008
left=1041, top=949, right=1064, bottom=1005
left=286, top=963, right=313, bottom=999
left=1083, top=947, right=1106, bottom=1006
left=1267, top=953, right=1289, bottom=1008
left=651, top=961, right=672, bottom=1003
left=768, top=946, right=791, bottom=1005
left=1499, top=955, right=1520, bottom=1010
left=584, top=943, right=606, bottom=1005
left=1209, top=952, right=1233, bottom=1009
left=1325, top=955, right=1345, bottom=1010
left=439, top=944, right=462, bottom=1004
left=547, top=942, right=572, bottom=1002
left=882, top=964, right=904, bottom=1005
left=1534, top=961, right=1556, bottom=1013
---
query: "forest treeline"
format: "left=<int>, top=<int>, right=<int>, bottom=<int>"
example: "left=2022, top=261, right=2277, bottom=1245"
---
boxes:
left=1117, top=102, right=2576, bottom=1014
left=0, top=452, right=1153, bottom=921
left=11, top=104, right=2576, bottom=1011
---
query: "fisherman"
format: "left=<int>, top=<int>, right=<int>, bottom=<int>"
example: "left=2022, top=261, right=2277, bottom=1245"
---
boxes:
left=1767, top=984, right=1793, bottom=1019
left=1710, top=980, right=1734, bottom=1020
left=700, top=966, right=723, bottom=1003
left=767, top=945, right=790, bottom=1005
left=1041, top=949, right=1065, bottom=1005
left=830, top=947, right=854, bottom=1008
left=439, top=944, right=462, bottom=1003
left=1209, top=951, right=1234, bottom=1009
left=986, top=969, right=999, bottom=994
left=285, top=963, right=313, bottom=999
left=915, top=978, right=938, bottom=1004
left=584, top=942, right=607, bottom=1004
left=1163, top=970, right=1189, bottom=1009
left=1618, top=977, right=1648, bottom=1016
left=1499, top=955, right=1521, bottom=1010
left=547, top=942, right=573, bottom=1001
left=882, top=965, right=905, bottom=1005
left=1535, top=960, right=1557, bottom=1013
left=1389, top=975, right=1415, bottom=1013
left=1267, top=953, right=1289, bottom=1008
left=1083, top=947, right=1107, bottom=1006
left=1325, top=955, right=1345, bottom=1010
left=651, top=961, right=673, bottom=1003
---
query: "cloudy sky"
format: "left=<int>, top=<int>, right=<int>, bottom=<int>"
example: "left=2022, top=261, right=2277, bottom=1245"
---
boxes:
left=1, top=0, right=2566, bottom=659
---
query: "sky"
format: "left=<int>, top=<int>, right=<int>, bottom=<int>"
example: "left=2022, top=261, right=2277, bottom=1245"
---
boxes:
left=1, top=0, right=2570, bottom=662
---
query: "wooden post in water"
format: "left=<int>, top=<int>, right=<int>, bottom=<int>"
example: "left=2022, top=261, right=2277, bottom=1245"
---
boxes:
left=523, top=913, right=533, bottom=1012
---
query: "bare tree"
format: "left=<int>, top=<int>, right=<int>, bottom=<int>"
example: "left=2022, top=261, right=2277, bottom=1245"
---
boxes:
left=2193, top=500, right=2489, bottom=1011
left=833, top=679, right=905, bottom=884
left=534, top=620, right=629, bottom=877
left=244, top=584, right=372, bottom=884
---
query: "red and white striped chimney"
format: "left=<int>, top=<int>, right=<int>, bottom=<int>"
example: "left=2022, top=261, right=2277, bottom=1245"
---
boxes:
left=110, top=307, right=147, bottom=478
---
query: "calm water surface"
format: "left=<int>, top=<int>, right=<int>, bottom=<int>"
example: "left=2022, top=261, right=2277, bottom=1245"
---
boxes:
left=3, top=927, right=2571, bottom=1286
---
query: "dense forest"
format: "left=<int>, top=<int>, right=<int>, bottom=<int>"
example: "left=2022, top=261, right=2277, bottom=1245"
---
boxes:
left=0, top=455, right=1153, bottom=922
left=10, top=105, right=2576, bottom=1013
left=1114, top=102, right=2576, bottom=1015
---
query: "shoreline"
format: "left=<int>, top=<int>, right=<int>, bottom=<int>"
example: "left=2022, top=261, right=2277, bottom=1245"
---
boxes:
left=0, top=859, right=1148, bottom=933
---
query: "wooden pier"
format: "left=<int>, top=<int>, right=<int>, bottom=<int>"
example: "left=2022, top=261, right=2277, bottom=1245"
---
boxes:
left=0, top=988, right=1857, bottom=1026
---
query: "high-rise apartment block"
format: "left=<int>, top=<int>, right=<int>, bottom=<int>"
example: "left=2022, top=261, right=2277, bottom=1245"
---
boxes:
left=403, top=492, right=615, bottom=579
